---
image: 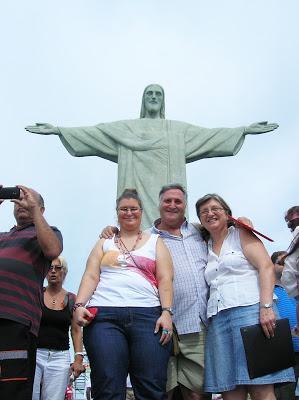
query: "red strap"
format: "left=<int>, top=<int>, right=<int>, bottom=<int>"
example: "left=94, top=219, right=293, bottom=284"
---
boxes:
left=227, top=215, right=274, bottom=242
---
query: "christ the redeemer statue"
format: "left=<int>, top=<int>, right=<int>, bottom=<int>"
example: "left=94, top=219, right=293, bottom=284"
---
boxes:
left=26, top=84, right=278, bottom=228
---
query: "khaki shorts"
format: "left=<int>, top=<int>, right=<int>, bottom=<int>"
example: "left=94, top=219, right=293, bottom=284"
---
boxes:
left=166, top=329, right=206, bottom=394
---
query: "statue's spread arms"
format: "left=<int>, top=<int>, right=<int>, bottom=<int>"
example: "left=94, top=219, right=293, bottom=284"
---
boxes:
left=184, top=121, right=278, bottom=163
left=25, top=122, right=118, bottom=163
left=25, top=119, right=164, bottom=162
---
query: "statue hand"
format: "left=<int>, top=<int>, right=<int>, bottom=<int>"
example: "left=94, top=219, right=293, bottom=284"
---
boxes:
left=244, top=121, right=279, bottom=135
left=25, top=123, right=59, bottom=135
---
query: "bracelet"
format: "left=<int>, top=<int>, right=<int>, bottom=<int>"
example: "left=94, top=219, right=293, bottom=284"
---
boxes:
left=73, top=302, right=84, bottom=312
left=74, top=352, right=85, bottom=357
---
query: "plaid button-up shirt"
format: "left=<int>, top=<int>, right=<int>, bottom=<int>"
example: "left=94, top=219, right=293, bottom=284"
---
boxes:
left=151, top=220, right=208, bottom=335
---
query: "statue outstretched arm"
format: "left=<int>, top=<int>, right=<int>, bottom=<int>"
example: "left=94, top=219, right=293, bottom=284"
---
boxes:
left=184, top=124, right=246, bottom=163
left=25, top=123, right=60, bottom=135
left=244, top=121, right=279, bottom=135
left=184, top=120, right=278, bottom=163
left=26, top=122, right=118, bottom=162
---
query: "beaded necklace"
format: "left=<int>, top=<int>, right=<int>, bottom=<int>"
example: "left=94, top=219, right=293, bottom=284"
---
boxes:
left=115, top=231, right=142, bottom=266
left=115, top=232, right=159, bottom=298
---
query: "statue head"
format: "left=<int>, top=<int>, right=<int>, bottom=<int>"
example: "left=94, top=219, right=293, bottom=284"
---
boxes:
left=140, top=84, right=165, bottom=119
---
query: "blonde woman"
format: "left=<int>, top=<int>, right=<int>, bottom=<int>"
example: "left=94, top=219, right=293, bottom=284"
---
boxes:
left=33, top=256, right=85, bottom=400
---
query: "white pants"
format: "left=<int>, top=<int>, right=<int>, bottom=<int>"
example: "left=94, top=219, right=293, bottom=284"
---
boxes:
left=33, top=348, right=71, bottom=400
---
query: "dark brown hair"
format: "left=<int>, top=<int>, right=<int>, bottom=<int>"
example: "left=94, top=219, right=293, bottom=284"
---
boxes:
left=271, top=251, right=287, bottom=264
left=116, top=188, right=142, bottom=210
left=195, top=193, right=233, bottom=241
left=285, top=206, right=299, bottom=222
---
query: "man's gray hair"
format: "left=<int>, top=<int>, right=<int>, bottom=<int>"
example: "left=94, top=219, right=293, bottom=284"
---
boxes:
left=159, top=183, right=187, bottom=204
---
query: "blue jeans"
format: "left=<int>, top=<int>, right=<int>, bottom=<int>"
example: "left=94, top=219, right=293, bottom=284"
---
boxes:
left=83, top=306, right=171, bottom=400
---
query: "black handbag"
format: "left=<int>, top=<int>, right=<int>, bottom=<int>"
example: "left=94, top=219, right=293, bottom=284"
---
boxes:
left=240, top=318, right=295, bottom=379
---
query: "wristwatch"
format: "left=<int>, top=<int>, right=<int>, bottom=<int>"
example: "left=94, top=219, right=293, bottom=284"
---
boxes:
left=74, top=352, right=85, bottom=357
left=260, top=303, right=273, bottom=309
left=162, top=307, right=174, bottom=316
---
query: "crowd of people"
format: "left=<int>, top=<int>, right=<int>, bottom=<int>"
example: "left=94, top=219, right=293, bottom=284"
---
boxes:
left=0, top=184, right=298, bottom=400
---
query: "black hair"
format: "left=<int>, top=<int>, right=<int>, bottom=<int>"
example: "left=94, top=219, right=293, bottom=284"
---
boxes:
left=271, top=251, right=287, bottom=264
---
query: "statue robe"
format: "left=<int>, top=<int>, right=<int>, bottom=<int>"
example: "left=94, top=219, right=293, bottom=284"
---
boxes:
left=58, top=118, right=246, bottom=228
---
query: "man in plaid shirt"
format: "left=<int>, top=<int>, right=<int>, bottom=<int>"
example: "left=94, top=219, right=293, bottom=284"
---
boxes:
left=151, top=184, right=210, bottom=400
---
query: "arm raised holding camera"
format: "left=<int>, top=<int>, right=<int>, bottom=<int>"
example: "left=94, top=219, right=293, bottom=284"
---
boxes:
left=11, top=185, right=62, bottom=260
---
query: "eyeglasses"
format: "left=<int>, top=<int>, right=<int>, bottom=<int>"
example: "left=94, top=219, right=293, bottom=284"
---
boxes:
left=199, top=207, right=224, bottom=216
left=117, top=207, right=142, bottom=214
left=49, top=265, right=63, bottom=272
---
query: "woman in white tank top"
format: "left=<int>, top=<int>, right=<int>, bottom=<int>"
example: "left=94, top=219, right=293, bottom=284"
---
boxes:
left=73, top=189, right=174, bottom=400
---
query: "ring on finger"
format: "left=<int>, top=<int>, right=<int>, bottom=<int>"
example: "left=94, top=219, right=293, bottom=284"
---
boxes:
left=162, top=329, right=170, bottom=334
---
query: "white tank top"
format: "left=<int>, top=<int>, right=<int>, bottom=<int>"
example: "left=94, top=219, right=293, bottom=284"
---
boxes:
left=88, top=234, right=160, bottom=307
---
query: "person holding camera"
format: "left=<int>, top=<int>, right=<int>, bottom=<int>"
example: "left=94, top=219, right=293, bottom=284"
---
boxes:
left=73, top=188, right=173, bottom=400
left=0, top=185, right=63, bottom=400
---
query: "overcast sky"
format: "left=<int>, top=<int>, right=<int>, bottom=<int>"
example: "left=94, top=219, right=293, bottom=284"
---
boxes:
left=1, top=1, right=298, bottom=293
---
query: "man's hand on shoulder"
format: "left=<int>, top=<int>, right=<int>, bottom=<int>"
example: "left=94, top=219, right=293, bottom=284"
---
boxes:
left=100, top=225, right=118, bottom=239
left=238, top=217, right=253, bottom=228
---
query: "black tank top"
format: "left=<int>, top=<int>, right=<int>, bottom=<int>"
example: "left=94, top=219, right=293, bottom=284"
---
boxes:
left=37, top=300, right=72, bottom=350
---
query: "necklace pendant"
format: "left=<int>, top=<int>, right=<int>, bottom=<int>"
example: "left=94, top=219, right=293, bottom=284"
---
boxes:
left=117, top=254, right=128, bottom=267
left=52, top=298, right=56, bottom=305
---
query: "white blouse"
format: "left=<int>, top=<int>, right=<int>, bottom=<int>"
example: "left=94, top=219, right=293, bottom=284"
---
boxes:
left=205, top=226, right=260, bottom=318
